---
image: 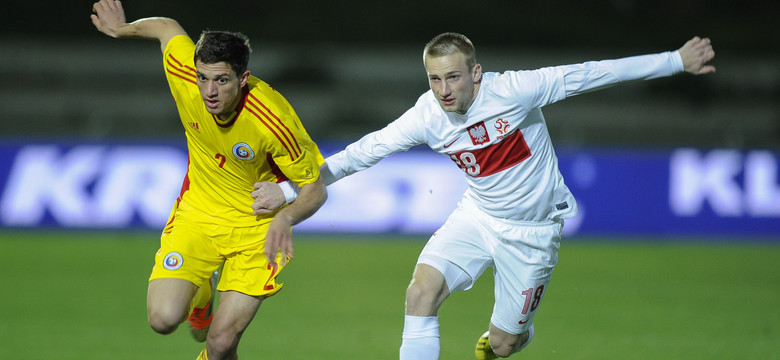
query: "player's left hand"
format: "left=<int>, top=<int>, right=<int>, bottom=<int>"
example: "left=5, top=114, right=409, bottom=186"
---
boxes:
left=90, top=0, right=127, bottom=38
left=251, top=181, right=286, bottom=216
left=265, top=217, right=294, bottom=266
left=678, top=36, right=716, bottom=75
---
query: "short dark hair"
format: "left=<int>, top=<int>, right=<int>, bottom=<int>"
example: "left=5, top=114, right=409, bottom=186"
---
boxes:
left=194, top=31, right=252, bottom=76
left=423, top=32, right=476, bottom=69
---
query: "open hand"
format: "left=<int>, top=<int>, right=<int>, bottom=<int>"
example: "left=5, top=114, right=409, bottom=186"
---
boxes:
left=90, top=0, right=127, bottom=37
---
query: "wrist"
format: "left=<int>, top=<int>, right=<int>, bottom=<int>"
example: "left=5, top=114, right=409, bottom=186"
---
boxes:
left=279, top=180, right=300, bottom=204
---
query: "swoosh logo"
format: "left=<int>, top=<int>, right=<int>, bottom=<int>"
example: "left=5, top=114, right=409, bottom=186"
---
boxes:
left=443, top=137, right=460, bottom=148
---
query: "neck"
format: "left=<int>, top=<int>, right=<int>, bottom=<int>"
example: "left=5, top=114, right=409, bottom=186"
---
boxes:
left=216, top=111, right=237, bottom=124
left=457, top=83, right=481, bottom=115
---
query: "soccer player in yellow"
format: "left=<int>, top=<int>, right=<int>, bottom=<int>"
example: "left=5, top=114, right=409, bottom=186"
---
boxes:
left=90, top=1, right=328, bottom=359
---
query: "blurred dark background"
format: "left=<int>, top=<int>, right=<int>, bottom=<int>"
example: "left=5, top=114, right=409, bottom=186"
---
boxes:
left=1, top=0, right=778, bottom=148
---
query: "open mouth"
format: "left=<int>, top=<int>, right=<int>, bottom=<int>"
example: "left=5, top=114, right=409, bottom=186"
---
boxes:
left=205, top=99, right=220, bottom=109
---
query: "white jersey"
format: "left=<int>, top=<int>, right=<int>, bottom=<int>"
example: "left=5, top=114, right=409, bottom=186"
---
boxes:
left=324, top=51, right=684, bottom=221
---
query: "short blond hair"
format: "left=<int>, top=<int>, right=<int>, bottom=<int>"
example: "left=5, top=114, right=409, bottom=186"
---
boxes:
left=423, top=32, right=477, bottom=69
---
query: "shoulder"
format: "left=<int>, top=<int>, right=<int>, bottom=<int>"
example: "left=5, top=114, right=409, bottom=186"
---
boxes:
left=164, top=35, right=195, bottom=62
left=413, top=90, right=441, bottom=116
left=245, top=78, right=292, bottom=112
left=163, top=35, right=197, bottom=86
left=247, top=77, right=289, bottom=103
left=241, top=79, right=302, bottom=136
left=481, top=69, right=553, bottom=99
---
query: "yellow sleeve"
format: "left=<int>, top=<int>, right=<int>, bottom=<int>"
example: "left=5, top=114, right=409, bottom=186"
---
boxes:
left=162, top=35, right=199, bottom=109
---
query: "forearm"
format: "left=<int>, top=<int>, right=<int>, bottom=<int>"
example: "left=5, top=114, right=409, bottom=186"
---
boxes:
left=117, top=17, right=187, bottom=52
left=562, top=51, right=684, bottom=96
left=117, top=17, right=183, bottom=40
left=92, top=0, right=186, bottom=49
left=274, top=177, right=327, bottom=226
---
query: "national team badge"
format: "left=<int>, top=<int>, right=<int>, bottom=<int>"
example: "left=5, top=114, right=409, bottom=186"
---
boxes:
left=232, top=142, right=255, bottom=161
left=163, top=252, right=183, bottom=271
left=467, top=122, right=489, bottom=145
left=494, top=118, right=510, bottom=134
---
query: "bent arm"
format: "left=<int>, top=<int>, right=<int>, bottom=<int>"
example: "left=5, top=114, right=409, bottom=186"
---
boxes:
left=263, top=177, right=328, bottom=265
left=273, top=176, right=328, bottom=227
left=91, top=0, right=186, bottom=53
left=252, top=162, right=335, bottom=215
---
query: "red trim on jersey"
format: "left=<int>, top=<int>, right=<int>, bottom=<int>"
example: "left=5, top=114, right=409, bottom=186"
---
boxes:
left=166, top=53, right=197, bottom=85
left=266, top=153, right=290, bottom=183
left=244, top=96, right=300, bottom=161
left=248, top=93, right=303, bottom=156
left=166, top=158, right=192, bottom=227
left=450, top=129, right=531, bottom=177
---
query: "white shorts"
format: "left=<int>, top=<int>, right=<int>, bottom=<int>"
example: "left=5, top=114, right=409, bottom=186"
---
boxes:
left=417, top=198, right=562, bottom=334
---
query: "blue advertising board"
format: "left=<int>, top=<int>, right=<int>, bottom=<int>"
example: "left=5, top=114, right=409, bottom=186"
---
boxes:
left=1, top=141, right=778, bottom=239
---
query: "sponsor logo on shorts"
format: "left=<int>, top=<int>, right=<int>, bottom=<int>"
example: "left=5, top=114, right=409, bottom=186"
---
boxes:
left=232, top=142, right=255, bottom=161
left=163, top=252, right=183, bottom=271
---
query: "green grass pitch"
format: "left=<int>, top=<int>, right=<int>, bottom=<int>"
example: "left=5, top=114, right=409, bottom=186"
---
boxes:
left=1, top=230, right=778, bottom=359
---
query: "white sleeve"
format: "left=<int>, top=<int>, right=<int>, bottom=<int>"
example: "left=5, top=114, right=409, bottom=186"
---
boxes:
left=326, top=107, right=427, bottom=182
left=561, top=50, right=684, bottom=96
left=502, top=50, right=685, bottom=110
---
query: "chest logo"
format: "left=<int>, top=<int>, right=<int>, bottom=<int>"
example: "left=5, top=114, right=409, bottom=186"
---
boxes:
left=232, top=142, right=255, bottom=161
left=467, top=122, right=489, bottom=145
left=188, top=122, right=200, bottom=133
left=494, top=118, right=510, bottom=135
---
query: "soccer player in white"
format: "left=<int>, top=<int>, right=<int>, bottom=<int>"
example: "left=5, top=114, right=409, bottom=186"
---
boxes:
left=252, top=33, right=716, bottom=359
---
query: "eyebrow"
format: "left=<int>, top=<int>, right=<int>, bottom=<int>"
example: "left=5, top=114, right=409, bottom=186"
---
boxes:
left=196, top=71, right=232, bottom=79
left=429, top=70, right=462, bottom=78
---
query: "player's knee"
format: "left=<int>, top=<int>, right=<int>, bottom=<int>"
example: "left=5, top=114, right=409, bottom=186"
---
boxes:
left=147, top=306, right=186, bottom=335
left=405, top=270, right=449, bottom=315
left=490, top=329, right=532, bottom=358
left=206, top=329, right=239, bottom=358
left=491, top=340, right=516, bottom=358
left=405, top=282, right=440, bottom=314
left=148, top=316, right=179, bottom=335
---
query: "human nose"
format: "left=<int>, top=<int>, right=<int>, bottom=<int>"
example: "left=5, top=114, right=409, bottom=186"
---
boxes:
left=205, top=81, right=218, bottom=97
left=438, top=81, right=451, bottom=96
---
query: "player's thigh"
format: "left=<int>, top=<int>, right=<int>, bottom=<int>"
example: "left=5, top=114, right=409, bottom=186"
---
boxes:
left=491, top=220, right=562, bottom=334
left=149, top=219, right=223, bottom=286
left=217, top=224, right=286, bottom=297
left=418, top=205, right=493, bottom=293
left=147, top=278, right=198, bottom=322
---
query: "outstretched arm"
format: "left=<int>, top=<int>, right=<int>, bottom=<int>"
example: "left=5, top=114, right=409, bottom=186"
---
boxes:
left=678, top=36, right=716, bottom=75
left=251, top=162, right=339, bottom=215
left=90, top=0, right=186, bottom=53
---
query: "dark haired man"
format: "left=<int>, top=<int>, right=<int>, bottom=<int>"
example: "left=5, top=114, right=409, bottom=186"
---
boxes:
left=91, top=1, right=328, bottom=359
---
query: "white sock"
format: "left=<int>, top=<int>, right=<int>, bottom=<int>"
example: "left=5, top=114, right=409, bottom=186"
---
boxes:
left=399, top=315, right=440, bottom=360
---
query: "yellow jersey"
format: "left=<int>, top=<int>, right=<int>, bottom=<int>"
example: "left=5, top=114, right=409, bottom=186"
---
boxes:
left=163, top=35, right=324, bottom=227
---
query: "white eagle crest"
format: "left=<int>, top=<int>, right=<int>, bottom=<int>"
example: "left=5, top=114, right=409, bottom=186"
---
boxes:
left=469, top=125, right=488, bottom=143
